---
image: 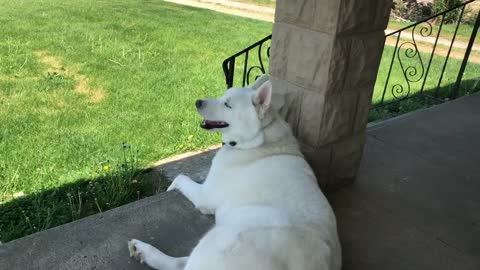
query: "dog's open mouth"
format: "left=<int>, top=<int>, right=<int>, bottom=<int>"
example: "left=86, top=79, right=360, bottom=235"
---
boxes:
left=200, top=120, right=229, bottom=130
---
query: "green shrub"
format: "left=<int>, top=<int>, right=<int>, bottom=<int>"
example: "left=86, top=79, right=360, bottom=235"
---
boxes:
left=433, top=0, right=463, bottom=24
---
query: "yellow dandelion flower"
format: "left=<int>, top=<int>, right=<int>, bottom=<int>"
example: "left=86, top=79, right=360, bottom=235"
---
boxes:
left=103, top=165, right=111, bottom=170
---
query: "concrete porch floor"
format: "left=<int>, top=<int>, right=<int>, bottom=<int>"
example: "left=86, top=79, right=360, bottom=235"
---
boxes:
left=1, top=93, right=480, bottom=269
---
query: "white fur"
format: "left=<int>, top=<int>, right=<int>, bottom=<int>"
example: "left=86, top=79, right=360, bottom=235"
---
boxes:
left=129, top=76, right=341, bottom=270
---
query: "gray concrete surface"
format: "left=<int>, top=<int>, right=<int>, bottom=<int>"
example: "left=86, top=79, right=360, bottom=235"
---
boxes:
left=156, top=148, right=217, bottom=184
left=0, top=192, right=213, bottom=270
left=331, top=93, right=480, bottom=270
left=1, top=93, right=480, bottom=269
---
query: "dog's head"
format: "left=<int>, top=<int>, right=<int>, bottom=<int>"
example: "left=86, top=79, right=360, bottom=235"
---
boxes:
left=195, top=77, right=273, bottom=149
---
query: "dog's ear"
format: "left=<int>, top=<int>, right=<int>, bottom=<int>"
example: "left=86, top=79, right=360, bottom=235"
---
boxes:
left=253, top=80, right=272, bottom=118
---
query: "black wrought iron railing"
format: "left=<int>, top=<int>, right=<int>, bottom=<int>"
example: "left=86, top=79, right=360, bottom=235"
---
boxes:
left=223, top=0, right=480, bottom=110
left=378, top=0, right=479, bottom=107
left=222, top=34, right=271, bottom=88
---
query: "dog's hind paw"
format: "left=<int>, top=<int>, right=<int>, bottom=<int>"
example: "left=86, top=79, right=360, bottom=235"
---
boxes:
left=128, top=239, right=146, bottom=264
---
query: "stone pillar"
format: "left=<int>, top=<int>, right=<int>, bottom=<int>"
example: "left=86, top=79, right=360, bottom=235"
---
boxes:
left=270, top=0, right=393, bottom=191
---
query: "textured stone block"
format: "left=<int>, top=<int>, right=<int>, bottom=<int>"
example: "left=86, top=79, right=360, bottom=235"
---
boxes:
left=325, top=37, right=350, bottom=95
left=329, top=132, right=366, bottom=179
left=275, top=0, right=340, bottom=34
left=353, top=89, right=374, bottom=132
left=336, top=0, right=393, bottom=34
left=297, top=91, right=325, bottom=146
left=301, top=135, right=365, bottom=191
left=301, top=144, right=333, bottom=189
left=270, top=23, right=333, bottom=92
left=318, top=92, right=359, bottom=145
left=335, top=132, right=366, bottom=158
left=271, top=77, right=304, bottom=136
left=342, top=31, right=386, bottom=91
left=275, top=0, right=317, bottom=29
left=275, top=0, right=393, bottom=35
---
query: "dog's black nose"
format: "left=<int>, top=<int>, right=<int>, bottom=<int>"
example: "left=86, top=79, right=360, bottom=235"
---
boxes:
left=195, top=99, right=203, bottom=109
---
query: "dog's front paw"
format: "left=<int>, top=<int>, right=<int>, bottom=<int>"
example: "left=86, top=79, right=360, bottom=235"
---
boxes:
left=167, top=174, right=190, bottom=192
left=166, top=181, right=177, bottom=192
left=128, top=239, right=146, bottom=264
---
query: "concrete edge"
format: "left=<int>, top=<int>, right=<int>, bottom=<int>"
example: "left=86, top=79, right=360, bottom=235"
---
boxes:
left=153, top=144, right=220, bottom=168
left=0, top=192, right=177, bottom=247
left=0, top=190, right=214, bottom=269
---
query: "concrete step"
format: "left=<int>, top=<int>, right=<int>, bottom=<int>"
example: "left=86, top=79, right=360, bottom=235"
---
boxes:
left=0, top=192, right=213, bottom=270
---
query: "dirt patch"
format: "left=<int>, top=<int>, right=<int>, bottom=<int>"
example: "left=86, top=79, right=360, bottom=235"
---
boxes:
left=33, top=50, right=106, bottom=103
left=36, top=51, right=63, bottom=72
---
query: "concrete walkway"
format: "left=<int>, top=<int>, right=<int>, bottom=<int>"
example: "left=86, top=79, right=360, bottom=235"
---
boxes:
left=2, top=92, right=480, bottom=269
left=165, top=0, right=480, bottom=52
left=332, top=93, right=480, bottom=269
left=0, top=193, right=213, bottom=270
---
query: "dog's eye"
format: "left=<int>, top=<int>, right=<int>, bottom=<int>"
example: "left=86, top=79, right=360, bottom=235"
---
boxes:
left=224, top=102, right=232, bottom=109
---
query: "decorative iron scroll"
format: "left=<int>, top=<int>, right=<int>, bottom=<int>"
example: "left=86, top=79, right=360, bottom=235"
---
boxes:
left=391, top=21, right=432, bottom=100
left=245, top=43, right=271, bottom=86
left=223, top=35, right=271, bottom=88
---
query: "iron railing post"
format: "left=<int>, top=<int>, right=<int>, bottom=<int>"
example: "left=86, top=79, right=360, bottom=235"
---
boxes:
left=434, top=4, right=465, bottom=98
left=452, top=10, right=480, bottom=99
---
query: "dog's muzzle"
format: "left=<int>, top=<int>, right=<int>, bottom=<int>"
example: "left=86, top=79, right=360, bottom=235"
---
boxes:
left=200, top=120, right=229, bottom=130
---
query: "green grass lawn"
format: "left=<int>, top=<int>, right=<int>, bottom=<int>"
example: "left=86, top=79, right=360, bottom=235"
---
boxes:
left=0, top=0, right=272, bottom=242
left=1, top=0, right=479, bottom=243
left=0, top=0, right=272, bottom=195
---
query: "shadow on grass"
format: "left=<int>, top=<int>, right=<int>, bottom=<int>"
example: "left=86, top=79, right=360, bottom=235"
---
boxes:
left=369, top=78, right=480, bottom=122
left=0, top=165, right=168, bottom=244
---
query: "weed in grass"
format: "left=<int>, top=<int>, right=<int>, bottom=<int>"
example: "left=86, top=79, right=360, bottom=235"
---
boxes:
left=66, top=191, right=82, bottom=221
left=39, top=72, right=75, bottom=91
left=90, top=143, right=142, bottom=211
left=177, top=134, right=198, bottom=152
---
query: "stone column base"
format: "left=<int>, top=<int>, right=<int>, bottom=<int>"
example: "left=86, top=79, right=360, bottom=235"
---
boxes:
left=302, top=133, right=366, bottom=191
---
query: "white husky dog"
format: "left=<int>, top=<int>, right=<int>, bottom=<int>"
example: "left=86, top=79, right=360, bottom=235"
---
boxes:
left=128, top=75, right=341, bottom=270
